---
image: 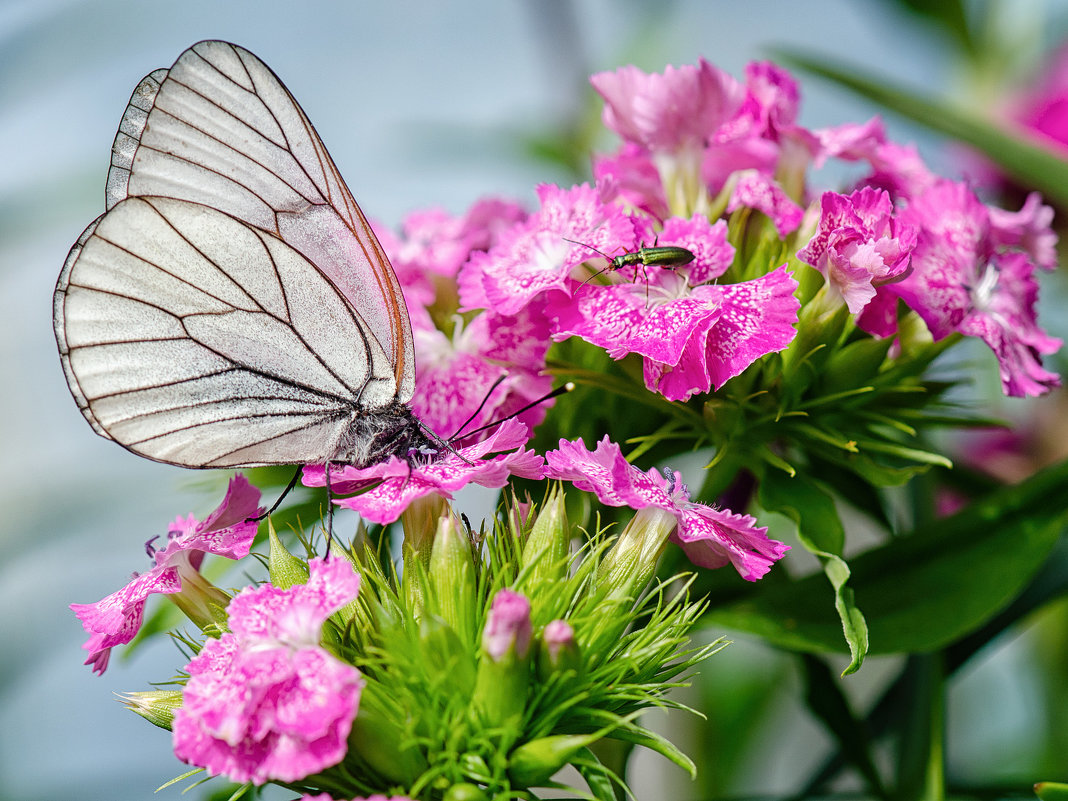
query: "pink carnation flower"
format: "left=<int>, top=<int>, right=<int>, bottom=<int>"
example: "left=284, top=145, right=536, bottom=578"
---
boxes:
left=413, top=309, right=553, bottom=440
left=302, top=419, right=546, bottom=524
left=70, top=475, right=262, bottom=674
left=798, top=187, right=917, bottom=313
left=591, top=58, right=744, bottom=153
left=724, top=169, right=804, bottom=236
left=173, top=558, right=364, bottom=785
left=544, top=437, right=789, bottom=581
left=893, top=180, right=1061, bottom=396
left=458, top=183, right=636, bottom=315
left=551, top=215, right=799, bottom=401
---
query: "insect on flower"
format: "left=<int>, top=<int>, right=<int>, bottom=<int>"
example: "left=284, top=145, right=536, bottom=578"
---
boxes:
left=565, top=237, right=695, bottom=287
left=53, top=40, right=443, bottom=472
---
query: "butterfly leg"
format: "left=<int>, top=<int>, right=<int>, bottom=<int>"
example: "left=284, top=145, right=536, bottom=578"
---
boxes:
left=250, top=466, right=302, bottom=522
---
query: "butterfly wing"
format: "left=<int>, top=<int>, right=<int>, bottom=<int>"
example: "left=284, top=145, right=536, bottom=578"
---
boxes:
left=55, top=195, right=398, bottom=467
left=105, top=39, right=415, bottom=406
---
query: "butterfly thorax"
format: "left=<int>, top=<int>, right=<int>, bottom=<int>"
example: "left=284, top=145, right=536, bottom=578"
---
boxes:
left=333, top=401, right=437, bottom=467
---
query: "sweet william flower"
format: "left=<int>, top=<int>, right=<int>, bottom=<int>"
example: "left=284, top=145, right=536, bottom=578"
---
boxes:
left=457, top=182, right=636, bottom=315
left=412, top=309, right=553, bottom=441
left=798, top=187, right=917, bottom=314
left=892, top=180, right=1061, bottom=396
left=551, top=214, right=799, bottom=401
left=172, top=558, right=364, bottom=785
left=591, top=58, right=745, bottom=153
left=70, top=475, right=262, bottom=674
left=544, top=437, right=789, bottom=581
left=302, top=419, right=546, bottom=525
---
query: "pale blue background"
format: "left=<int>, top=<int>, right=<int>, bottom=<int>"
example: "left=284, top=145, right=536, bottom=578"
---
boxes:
left=0, top=1, right=1056, bottom=799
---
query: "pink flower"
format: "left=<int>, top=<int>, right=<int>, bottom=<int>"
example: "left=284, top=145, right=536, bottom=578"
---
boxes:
left=798, top=187, right=917, bottom=313
left=172, top=559, right=364, bottom=785
left=70, top=475, right=262, bottom=674
left=412, top=309, right=553, bottom=440
left=893, top=180, right=1061, bottom=396
left=591, top=59, right=745, bottom=153
left=544, top=437, right=788, bottom=581
left=551, top=215, right=799, bottom=401
left=483, top=589, right=533, bottom=661
left=724, top=169, right=804, bottom=237
left=302, top=419, right=546, bottom=524
left=1011, top=42, right=1068, bottom=160
left=375, top=198, right=528, bottom=333
left=458, top=183, right=636, bottom=315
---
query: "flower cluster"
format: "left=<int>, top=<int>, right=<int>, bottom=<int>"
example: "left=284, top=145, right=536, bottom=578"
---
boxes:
left=74, top=52, right=1061, bottom=801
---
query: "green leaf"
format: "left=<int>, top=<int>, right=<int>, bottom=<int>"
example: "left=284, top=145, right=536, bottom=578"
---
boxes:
left=707, top=459, right=1068, bottom=655
left=759, top=471, right=868, bottom=673
left=775, top=49, right=1068, bottom=209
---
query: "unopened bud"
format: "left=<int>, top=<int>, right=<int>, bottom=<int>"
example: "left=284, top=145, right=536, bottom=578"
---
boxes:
left=118, top=690, right=183, bottom=730
left=537, top=619, right=581, bottom=680
left=472, top=590, right=532, bottom=726
left=429, top=515, right=477, bottom=644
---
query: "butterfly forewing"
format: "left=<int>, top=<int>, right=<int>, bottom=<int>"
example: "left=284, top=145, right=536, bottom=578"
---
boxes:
left=56, top=195, right=400, bottom=467
left=104, top=40, right=415, bottom=402
left=55, top=41, right=431, bottom=469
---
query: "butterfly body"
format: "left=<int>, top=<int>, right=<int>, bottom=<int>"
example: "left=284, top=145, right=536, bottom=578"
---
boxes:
left=54, top=41, right=432, bottom=469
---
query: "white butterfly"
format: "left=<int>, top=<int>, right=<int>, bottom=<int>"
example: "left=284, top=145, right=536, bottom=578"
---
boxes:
left=53, top=40, right=434, bottom=469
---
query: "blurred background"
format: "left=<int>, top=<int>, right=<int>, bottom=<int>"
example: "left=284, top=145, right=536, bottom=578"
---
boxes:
left=2, top=1, right=1067, bottom=799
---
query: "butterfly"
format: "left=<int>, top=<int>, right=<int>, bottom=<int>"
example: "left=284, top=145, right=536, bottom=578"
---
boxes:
left=53, top=40, right=438, bottom=470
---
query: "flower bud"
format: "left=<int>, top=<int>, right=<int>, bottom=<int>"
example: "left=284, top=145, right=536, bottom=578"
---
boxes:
left=472, top=589, right=532, bottom=727
left=401, top=495, right=448, bottom=616
left=597, top=506, right=676, bottom=598
left=429, top=515, right=477, bottom=645
left=267, top=519, right=310, bottom=590
left=442, top=782, right=490, bottom=801
left=507, top=731, right=602, bottom=787
left=536, top=619, right=582, bottom=681
left=519, top=485, right=569, bottom=589
left=118, top=690, right=183, bottom=730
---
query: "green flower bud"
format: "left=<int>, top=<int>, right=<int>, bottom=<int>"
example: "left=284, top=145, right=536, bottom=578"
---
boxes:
left=118, top=690, right=183, bottom=731
left=1036, top=782, right=1068, bottom=801
left=536, top=619, right=582, bottom=681
left=401, top=495, right=447, bottom=616
left=597, top=506, right=675, bottom=599
left=267, top=519, right=309, bottom=589
left=519, top=485, right=569, bottom=589
left=507, top=731, right=601, bottom=787
left=442, top=782, right=489, bottom=801
left=429, top=514, right=477, bottom=645
left=472, top=589, right=532, bottom=727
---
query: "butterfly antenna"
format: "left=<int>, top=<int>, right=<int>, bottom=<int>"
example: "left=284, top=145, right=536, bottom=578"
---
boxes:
left=251, top=466, right=303, bottom=522
left=449, top=382, right=574, bottom=444
left=450, top=374, right=508, bottom=440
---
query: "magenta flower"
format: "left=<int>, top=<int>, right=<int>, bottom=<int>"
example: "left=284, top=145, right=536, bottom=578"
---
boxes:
left=483, top=589, right=533, bottom=661
left=412, top=308, right=553, bottom=440
left=302, top=419, right=546, bottom=525
left=172, top=558, right=364, bottom=785
left=70, top=475, right=262, bottom=674
left=725, top=169, right=804, bottom=236
left=551, top=215, right=799, bottom=401
left=798, top=187, right=917, bottom=313
left=892, top=180, right=1061, bottom=396
left=545, top=437, right=788, bottom=581
left=591, top=58, right=744, bottom=153
left=457, top=183, right=636, bottom=315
